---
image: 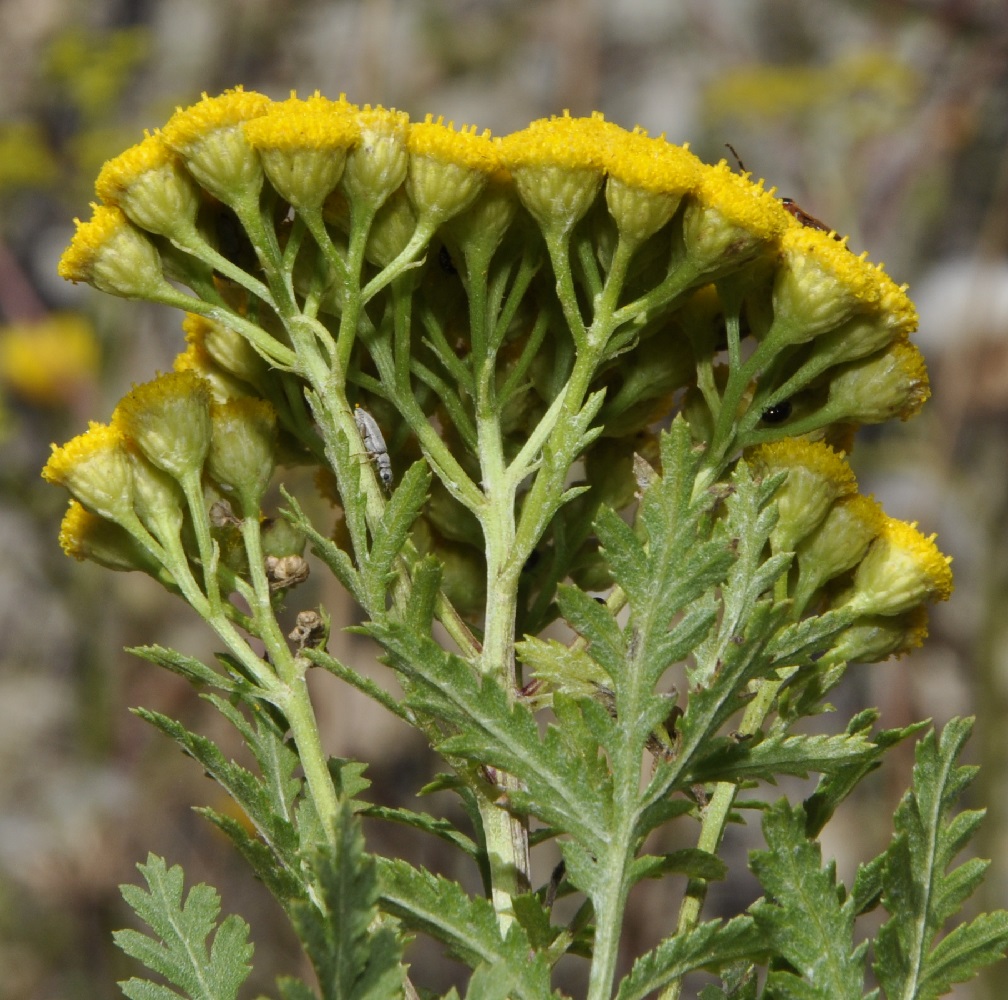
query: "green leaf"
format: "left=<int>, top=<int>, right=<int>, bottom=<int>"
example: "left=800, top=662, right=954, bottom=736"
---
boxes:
left=114, top=854, right=252, bottom=1000
left=804, top=715, right=926, bottom=838
left=133, top=708, right=304, bottom=901
left=359, top=459, right=431, bottom=602
left=361, top=803, right=478, bottom=859
left=128, top=645, right=236, bottom=691
left=377, top=859, right=551, bottom=1000
left=366, top=620, right=612, bottom=857
left=874, top=717, right=1008, bottom=1000
left=685, top=732, right=880, bottom=785
left=749, top=802, right=865, bottom=1000
left=613, top=916, right=766, bottom=1000
left=290, top=803, right=406, bottom=1000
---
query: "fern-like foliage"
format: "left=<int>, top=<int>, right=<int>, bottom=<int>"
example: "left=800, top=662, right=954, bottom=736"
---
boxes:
left=873, top=717, right=1008, bottom=1000
left=750, top=802, right=868, bottom=1000
left=114, top=855, right=253, bottom=1000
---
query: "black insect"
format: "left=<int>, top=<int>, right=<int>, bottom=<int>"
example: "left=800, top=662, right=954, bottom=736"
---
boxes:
left=761, top=400, right=793, bottom=425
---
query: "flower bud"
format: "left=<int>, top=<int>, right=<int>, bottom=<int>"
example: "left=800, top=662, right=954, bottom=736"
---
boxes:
left=824, top=606, right=930, bottom=665
left=341, top=106, right=410, bottom=212
left=793, top=493, right=884, bottom=610
left=206, top=397, right=278, bottom=517
left=113, top=371, right=212, bottom=483
left=443, top=180, right=517, bottom=261
left=748, top=438, right=857, bottom=553
left=127, top=448, right=186, bottom=547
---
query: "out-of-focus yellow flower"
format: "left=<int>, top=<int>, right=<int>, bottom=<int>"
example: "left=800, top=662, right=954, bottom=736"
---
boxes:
left=0, top=314, right=99, bottom=406
left=0, top=123, right=59, bottom=190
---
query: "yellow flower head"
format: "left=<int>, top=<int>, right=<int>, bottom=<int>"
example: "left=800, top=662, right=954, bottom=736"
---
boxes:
left=113, top=370, right=212, bottom=482
left=843, top=517, right=953, bottom=616
left=749, top=437, right=857, bottom=552
left=680, top=160, right=787, bottom=272
left=794, top=492, right=885, bottom=607
left=59, top=499, right=160, bottom=574
left=825, top=606, right=930, bottom=666
left=161, top=87, right=272, bottom=206
left=406, top=116, right=501, bottom=225
left=95, top=131, right=200, bottom=239
left=58, top=204, right=172, bottom=300
left=0, top=313, right=99, bottom=406
left=497, top=113, right=612, bottom=236
left=341, top=105, right=411, bottom=211
left=182, top=313, right=266, bottom=388
left=244, top=93, right=360, bottom=210
left=42, top=421, right=136, bottom=526
left=603, top=130, right=701, bottom=245
left=825, top=339, right=930, bottom=424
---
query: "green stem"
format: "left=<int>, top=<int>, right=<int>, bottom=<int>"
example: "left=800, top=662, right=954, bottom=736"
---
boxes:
left=660, top=576, right=794, bottom=1000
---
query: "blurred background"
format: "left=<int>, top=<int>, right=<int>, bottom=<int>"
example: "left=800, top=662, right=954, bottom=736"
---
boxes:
left=2, top=0, right=1007, bottom=996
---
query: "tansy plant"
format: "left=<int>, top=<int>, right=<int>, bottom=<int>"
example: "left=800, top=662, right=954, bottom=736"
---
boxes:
left=45, top=87, right=1007, bottom=1000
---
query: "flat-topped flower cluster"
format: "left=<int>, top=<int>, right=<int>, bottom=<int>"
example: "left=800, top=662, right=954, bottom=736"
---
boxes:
left=49, top=85, right=948, bottom=677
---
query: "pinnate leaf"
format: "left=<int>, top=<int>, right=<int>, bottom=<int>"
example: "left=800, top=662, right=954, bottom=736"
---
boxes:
left=874, top=717, right=1008, bottom=1000
left=114, top=854, right=252, bottom=1000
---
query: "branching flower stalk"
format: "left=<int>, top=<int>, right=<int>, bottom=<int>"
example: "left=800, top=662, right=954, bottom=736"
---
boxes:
left=45, top=87, right=1008, bottom=1000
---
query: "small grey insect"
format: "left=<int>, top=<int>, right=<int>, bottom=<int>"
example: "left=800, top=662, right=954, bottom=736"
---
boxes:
left=353, top=404, right=393, bottom=490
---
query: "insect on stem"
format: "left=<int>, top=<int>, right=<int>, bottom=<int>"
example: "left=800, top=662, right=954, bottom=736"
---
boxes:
left=354, top=404, right=394, bottom=491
